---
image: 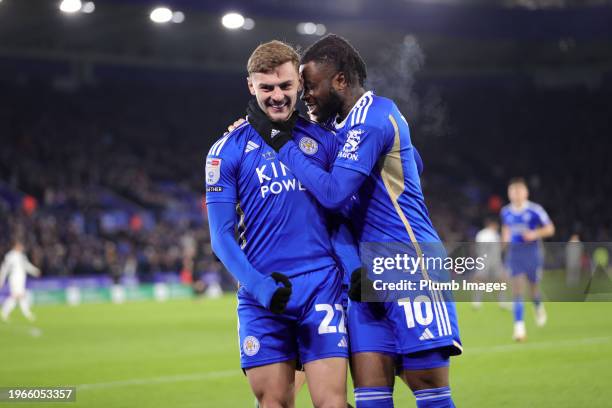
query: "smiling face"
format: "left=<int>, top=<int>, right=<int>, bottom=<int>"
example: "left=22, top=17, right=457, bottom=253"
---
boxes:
left=300, top=61, right=344, bottom=123
left=248, top=61, right=301, bottom=122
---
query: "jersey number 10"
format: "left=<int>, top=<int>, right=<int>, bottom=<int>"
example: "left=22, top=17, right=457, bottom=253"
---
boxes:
left=398, top=295, right=434, bottom=328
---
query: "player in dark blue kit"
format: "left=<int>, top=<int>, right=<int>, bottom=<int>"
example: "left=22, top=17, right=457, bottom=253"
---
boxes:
left=248, top=35, right=462, bottom=408
left=501, top=177, right=555, bottom=341
left=206, top=41, right=356, bottom=408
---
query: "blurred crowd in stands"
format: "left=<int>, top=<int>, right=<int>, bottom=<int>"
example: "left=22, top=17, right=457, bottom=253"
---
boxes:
left=1, top=76, right=610, bottom=283
left=0, top=80, right=229, bottom=287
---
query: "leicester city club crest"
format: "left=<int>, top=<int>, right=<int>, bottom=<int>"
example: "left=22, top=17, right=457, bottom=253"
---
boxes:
left=242, top=336, right=260, bottom=356
left=299, top=137, right=318, bottom=155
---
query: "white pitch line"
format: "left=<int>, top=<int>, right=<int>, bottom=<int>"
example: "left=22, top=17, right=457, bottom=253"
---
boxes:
left=76, top=337, right=612, bottom=391
left=467, top=336, right=612, bottom=354
left=0, top=322, right=43, bottom=337
left=78, top=369, right=239, bottom=391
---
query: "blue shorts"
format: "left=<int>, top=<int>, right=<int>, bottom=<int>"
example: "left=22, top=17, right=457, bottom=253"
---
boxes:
left=237, top=266, right=349, bottom=369
left=400, top=349, right=450, bottom=371
left=347, top=293, right=462, bottom=371
left=507, top=247, right=543, bottom=283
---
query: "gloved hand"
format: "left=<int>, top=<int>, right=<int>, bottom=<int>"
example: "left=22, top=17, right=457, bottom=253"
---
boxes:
left=246, top=99, right=299, bottom=152
left=251, top=272, right=292, bottom=314
left=348, top=268, right=363, bottom=301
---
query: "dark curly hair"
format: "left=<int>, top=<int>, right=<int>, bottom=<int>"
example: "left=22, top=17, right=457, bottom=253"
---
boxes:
left=301, top=34, right=367, bottom=87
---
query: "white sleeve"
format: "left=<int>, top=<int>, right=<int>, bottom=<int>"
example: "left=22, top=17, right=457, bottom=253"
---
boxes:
left=0, top=257, right=8, bottom=286
left=24, top=257, right=40, bottom=276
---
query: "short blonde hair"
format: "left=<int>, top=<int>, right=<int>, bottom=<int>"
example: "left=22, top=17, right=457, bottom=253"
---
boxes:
left=247, top=40, right=299, bottom=75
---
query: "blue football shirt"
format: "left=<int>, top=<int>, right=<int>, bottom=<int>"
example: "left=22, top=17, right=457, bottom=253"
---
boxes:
left=205, top=117, right=339, bottom=278
left=501, top=201, right=551, bottom=243
left=332, top=91, right=440, bottom=245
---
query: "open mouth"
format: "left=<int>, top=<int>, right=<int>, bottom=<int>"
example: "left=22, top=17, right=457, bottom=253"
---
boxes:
left=267, top=100, right=290, bottom=113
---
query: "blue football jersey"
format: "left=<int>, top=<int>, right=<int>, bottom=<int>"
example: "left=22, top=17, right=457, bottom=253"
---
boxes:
left=205, top=117, right=338, bottom=278
left=501, top=201, right=551, bottom=243
left=275, top=93, right=462, bottom=356
left=332, top=91, right=440, bottom=245
left=501, top=201, right=550, bottom=277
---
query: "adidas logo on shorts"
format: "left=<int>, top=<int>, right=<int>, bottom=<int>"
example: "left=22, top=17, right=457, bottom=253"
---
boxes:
left=419, top=328, right=435, bottom=341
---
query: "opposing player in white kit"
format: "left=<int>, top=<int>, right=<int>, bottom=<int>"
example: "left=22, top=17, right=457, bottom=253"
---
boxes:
left=472, top=218, right=510, bottom=309
left=0, top=241, right=41, bottom=322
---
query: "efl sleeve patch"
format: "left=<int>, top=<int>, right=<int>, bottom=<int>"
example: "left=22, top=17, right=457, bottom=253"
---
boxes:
left=206, top=158, right=222, bottom=185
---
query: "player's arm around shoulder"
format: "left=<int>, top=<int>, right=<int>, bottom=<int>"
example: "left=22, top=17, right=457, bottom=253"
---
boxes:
left=295, top=117, right=340, bottom=171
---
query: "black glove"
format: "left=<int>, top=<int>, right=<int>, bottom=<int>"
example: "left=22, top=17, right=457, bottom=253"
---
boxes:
left=246, top=99, right=299, bottom=152
left=348, top=268, right=364, bottom=301
left=269, top=272, right=292, bottom=314
left=348, top=268, right=378, bottom=302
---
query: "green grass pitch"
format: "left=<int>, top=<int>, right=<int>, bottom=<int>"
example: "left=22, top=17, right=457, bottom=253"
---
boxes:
left=1, top=297, right=611, bottom=407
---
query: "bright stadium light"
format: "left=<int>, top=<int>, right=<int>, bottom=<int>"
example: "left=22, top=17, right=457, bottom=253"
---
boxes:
left=297, top=22, right=326, bottom=36
left=59, top=0, right=82, bottom=13
left=81, top=1, right=95, bottom=14
left=171, top=11, right=185, bottom=23
left=222, top=12, right=245, bottom=29
left=150, top=7, right=173, bottom=24
left=297, top=22, right=317, bottom=35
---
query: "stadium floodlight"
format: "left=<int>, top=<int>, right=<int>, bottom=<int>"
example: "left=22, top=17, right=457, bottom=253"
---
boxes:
left=81, top=1, right=95, bottom=14
left=150, top=7, right=173, bottom=24
left=222, top=12, right=245, bottom=30
left=243, top=18, right=255, bottom=30
left=59, top=0, right=82, bottom=13
left=297, top=22, right=317, bottom=35
left=171, top=11, right=185, bottom=23
left=297, top=22, right=326, bottom=36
